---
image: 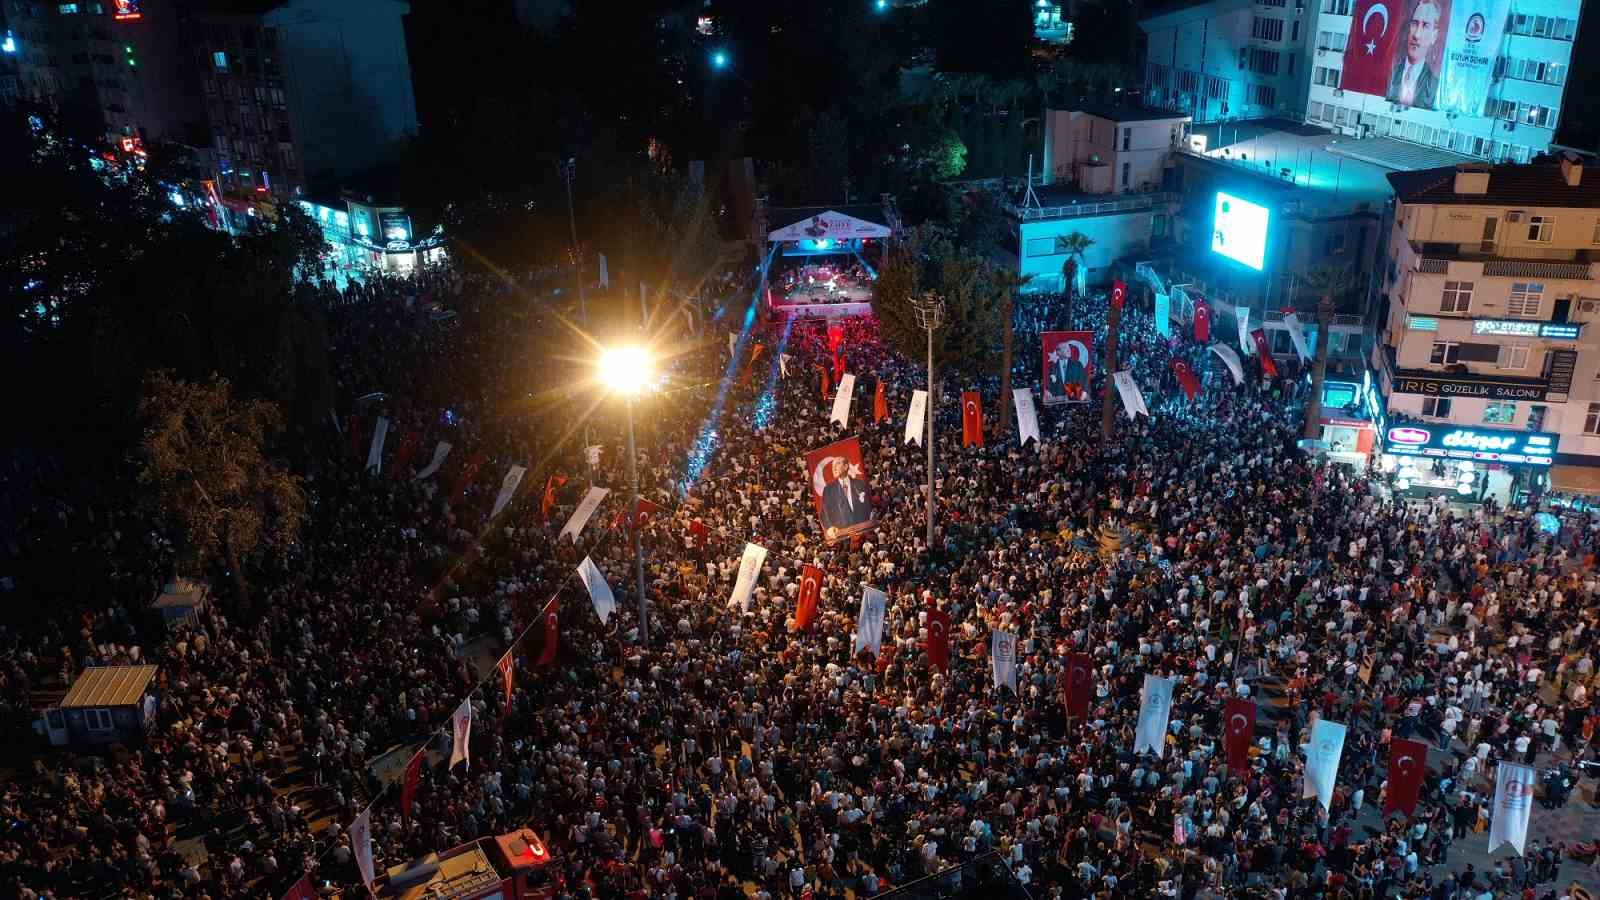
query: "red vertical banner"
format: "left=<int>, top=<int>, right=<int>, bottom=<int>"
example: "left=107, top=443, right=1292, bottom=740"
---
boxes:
left=687, top=518, right=710, bottom=547
left=1383, top=738, right=1430, bottom=817
left=1063, top=652, right=1093, bottom=718
left=818, top=365, right=832, bottom=401
left=832, top=348, right=846, bottom=384
left=961, top=391, right=984, bottom=447
left=826, top=323, right=844, bottom=354
left=401, top=751, right=423, bottom=827
left=1224, top=698, right=1257, bottom=773
left=926, top=608, right=951, bottom=671
left=1110, top=279, right=1127, bottom=311
left=388, top=430, right=420, bottom=480
left=535, top=599, right=560, bottom=667
left=873, top=381, right=888, bottom=423
left=540, top=474, right=567, bottom=520
left=1171, top=360, right=1200, bottom=402
left=449, top=452, right=489, bottom=503
left=497, top=651, right=514, bottom=706
left=1251, top=330, right=1279, bottom=377
left=795, top=564, right=822, bottom=631
left=1193, top=299, right=1212, bottom=343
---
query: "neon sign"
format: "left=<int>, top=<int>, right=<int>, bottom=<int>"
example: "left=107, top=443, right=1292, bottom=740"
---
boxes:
left=1384, top=426, right=1556, bottom=466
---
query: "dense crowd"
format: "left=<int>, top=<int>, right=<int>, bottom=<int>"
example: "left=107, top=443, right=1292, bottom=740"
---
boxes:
left=2, top=261, right=1599, bottom=900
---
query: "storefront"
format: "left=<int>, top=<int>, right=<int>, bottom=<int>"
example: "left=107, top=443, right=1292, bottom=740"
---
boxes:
left=1379, top=424, right=1557, bottom=506
left=1313, top=375, right=1382, bottom=464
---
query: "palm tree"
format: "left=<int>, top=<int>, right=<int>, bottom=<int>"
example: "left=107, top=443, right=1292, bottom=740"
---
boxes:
left=1056, top=232, right=1094, bottom=324
left=1299, top=263, right=1357, bottom=439
left=994, top=270, right=1030, bottom=435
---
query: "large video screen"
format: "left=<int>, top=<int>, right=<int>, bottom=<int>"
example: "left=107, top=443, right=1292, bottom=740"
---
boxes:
left=1211, top=192, right=1269, bottom=271
left=1340, top=0, right=1509, bottom=116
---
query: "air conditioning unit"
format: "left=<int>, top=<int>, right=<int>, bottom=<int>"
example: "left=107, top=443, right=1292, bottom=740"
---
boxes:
left=1505, top=211, right=1524, bottom=222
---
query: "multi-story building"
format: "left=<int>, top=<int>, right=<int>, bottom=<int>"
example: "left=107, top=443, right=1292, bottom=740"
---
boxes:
left=1374, top=156, right=1600, bottom=502
left=1141, top=0, right=1313, bottom=124
left=184, top=0, right=417, bottom=212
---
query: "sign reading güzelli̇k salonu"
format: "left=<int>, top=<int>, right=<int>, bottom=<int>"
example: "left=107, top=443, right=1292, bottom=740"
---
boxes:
left=1391, top=374, right=1548, bottom=402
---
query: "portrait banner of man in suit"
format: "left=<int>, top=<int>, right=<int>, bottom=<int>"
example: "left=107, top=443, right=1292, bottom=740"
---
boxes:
left=1384, top=0, right=1449, bottom=110
left=1041, top=331, right=1094, bottom=406
left=805, top=436, right=875, bottom=542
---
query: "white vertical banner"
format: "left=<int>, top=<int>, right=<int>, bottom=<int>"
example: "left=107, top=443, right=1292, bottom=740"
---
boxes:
left=854, top=586, right=888, bottom=656
left=904, top=390, right=928, bottom=446
left=1012, top=388, right=1040, bottom=446
left=727, top=542, right=768, bottom=610
left=350, top=809, right=375, bottom=888
left=559, top=487, right=610, bottom=542
left=830, top=373, right=856, bottom=426
left=1237, top=307, right=1253, bottom=355
left=1209, top=343, right=1245, bottom=386
left=728, top=332, right=738, bottom=358
left=1112, top=370, right=1149, bottom=419
left=1134, top=674, right=1174, bottom=757
left=365, top=416, right=389, bottom=473
left=990, top=629, right=1018, bottom=693
left=577, top=555, right=616, bottom=625
left=1301, top=718, right=1347, bottom=811
left=779, top=353, right=791, bottom=378
left=449, top=698, right=473, bottom=770
left=490, top=465, right=527, bottom=519
left=1283, top=312, right=1312, bottom=361
left=598, top=253, right=610, bottom=289
left=1488, top=761, right=1537, bottom=856
left=414, top=441, right=452, bottom=479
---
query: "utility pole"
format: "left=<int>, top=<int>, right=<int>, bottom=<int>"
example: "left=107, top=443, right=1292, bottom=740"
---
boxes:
left=1101, top=288, right=1122, bottom=441
left=560, top=158, right=587, bottom=325
left=913, top=293, right=945, bottom=555
left=625, top=397, right=647, bottom=647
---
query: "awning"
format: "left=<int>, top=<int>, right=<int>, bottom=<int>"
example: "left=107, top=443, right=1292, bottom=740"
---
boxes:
left=1548, top=464, right=1600, bottom=496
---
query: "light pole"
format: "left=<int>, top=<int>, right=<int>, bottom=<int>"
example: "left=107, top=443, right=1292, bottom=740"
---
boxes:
left=598, top=346, right=653, bottom=647
left=912, top=293, right=944, bottom=554
left=560, top=158, right=588, bottom=326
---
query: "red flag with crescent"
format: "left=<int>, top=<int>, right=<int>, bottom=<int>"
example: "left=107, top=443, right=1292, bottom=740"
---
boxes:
left=1251, top=329, right=1279, bottom=377
left=1384, top=738, right=1429, bottom=816
left=400, top=751, right=423, bottom=827
left=615, top=497, right=665, bottom=531
left=1193, top=299, right=1212, bottom=343
left=1224, top=697, right=1257, bottom=773
left=388, top=430, right=420, bottom=480
left=497, top=651, right=514, bottom=706
left=687, top=518, right=710, bottom=546
left=540, top=474, right=567, bottom=520
left=926, top=608, right=951, bottom=671
left=1171, top=359, right=1200, bottom=402
left=1110, top=279, right=1127, bottom=311
left=1063, top=651, right=1093, bottom=718
left=1342, top=0, right=1406, bottom=96
left=873, top=380, right=888, bottom=423
left=535, top=599, right=559, bottom=667
left=795, top=564, right=822, bottom=631
left=961, top=391, right=984, bottom=447
left=449, top=452, right=489, bottom=504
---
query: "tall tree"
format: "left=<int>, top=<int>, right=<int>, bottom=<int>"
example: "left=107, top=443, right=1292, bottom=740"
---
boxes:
left=1057, top=232, right=1095, bottom=324
left=1297, top=263, right=1357, bottom=438
left=873, top=226, right=1008, bottom=377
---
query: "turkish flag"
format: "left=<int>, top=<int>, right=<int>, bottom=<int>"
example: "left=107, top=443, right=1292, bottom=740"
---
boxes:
left=1342, top=0, right=1404, bottom=96
left=739, top=343, right=767, bottom=384
left=535, top=599, right=559, bottom=667
left=1251, top=329, right=1279, bottom=377
left=1063, top=652, right=1093, bottom=718
left=687, top=518, right=710, bottom=546
left=1194, top=300, right=1211, bottom=343
left=616, top=497, right=665, bottom=531
left=1110, top=279, right=1127, bottom=311
left=540, top=474, right=567, bottom=521
left=961, top=391, right=984, bottom=447
left=1171, top=360, right=1200, bottom=402
left=388, top=430, right=420, bottom=480
left=449, top=452, right=489, bottom=504
left=926, top=608, right=951, bottom=671
left=873, top=380, right=888, bottom=423
left=1383, top=738, right=1430, bottom=817
left=795, top=564, right=822, bottom=631
left=400, top=751, right=423, bottom=827
left=1223, top=698, right=1257, bottom=773
left=281, top=874, right=318, bottom=900
left=497, top=651, right=514, bottom=706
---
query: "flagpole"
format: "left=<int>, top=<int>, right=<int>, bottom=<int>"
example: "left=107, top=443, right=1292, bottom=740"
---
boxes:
left=1102, top=284, right=1121, bottom=442
left=626, top=395, right=648, bottom=650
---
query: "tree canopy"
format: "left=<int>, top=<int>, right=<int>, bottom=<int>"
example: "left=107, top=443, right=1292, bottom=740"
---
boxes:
left=872, top=226, right=1011, bottom=376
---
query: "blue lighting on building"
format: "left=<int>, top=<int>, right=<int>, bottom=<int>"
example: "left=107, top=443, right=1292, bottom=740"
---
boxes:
left=2, top=32, right=17, bottom=54
left=711, top=50, right=728, bottom=69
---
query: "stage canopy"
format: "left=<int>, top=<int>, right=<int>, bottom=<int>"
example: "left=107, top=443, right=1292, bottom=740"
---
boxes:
left=766, top=205, right=892, bottom=243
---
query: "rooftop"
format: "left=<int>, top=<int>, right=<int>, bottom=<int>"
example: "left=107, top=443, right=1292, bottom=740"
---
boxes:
left=1388, top=162, right=1600, bottom=209
left=1058, top=102, right=1191, bottom=124
left=61, top=666, right=158, bottom=709
left=1188, top=120, right=1399, bottom=209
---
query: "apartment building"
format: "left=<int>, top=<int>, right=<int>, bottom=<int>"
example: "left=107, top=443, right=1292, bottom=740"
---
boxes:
left=1375, top=156, right=1600, bottom=500
left=1141, top=0, right=1313, bottom=124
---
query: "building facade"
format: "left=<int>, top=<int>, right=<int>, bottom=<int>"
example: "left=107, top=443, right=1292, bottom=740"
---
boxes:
left=1375, top=157, right=1600, bottom=501
left=1141, top=0, right=1312, bottom=124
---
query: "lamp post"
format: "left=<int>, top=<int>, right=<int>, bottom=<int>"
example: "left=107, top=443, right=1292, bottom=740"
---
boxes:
left=560, top=158, right=587, bottom=326
left=599, top=346, right=652, bottom=647
left=912, top=293, right=944, bottom=554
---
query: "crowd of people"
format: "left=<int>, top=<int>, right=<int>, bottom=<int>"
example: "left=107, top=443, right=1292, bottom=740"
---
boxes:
left=2, top=259, right=1599, bottom=900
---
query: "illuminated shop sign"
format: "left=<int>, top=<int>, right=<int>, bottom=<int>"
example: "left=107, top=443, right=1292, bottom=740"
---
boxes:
left=1391, top=373, right=1547, bottom=401
left=1383, top=426, right=1556, bottom=466
left=1471, top=319, right=1581, bottom=340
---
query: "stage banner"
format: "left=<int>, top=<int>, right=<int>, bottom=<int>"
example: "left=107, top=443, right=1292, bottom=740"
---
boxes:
left=1135, top=674, right=1174, bottom=757
left=490, top=465, right=527, bottom=519
left=449, top=699, right=473, bottom=770
left=991, top=629, right=1018, bottom=693
left=1210, top=343, right=1245, bottom=385
left=904, top=390, right=928, bottom=445
left=1042, top=331, right=1094, bottom=405
left=1383, top=738, right=1429, bottom=817
left=577, top=555, right=615, bottom=625
left=854, top=586, right=888, bottom=656
left=805, top=437, right=875, bottom=542
left=559, top=487, right=610, bottom=542
left=728, top=542, right=768, bottom=610
left=1013, top=388, right=1041, bottom=446
left=1283, top=312, right=1312, bottom=361
left=1113, top=370, right=1150, bottom=419
left=351, top=810, right=375, bottom=887
left=366, top=416, right=389, bottom=473
left=1488, top=761, right=1536, bottom=855
left=1302, top=718, right=1347, bottom=811
left=1224, top=698, right=1257, bottom=773
left=830, top=373, right=856, bottom=426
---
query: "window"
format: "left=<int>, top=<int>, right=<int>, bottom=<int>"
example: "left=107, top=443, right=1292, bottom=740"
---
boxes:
left=1287, top=54, right=1296, bottom=76
left=1025, top=237, right=1058, bottom=257
left=212, top=50, right=227, bottom=71
left=1429, top=341, right=1459, bottom=365
left=1121, top=128, right=1131, bottom=151
left=1507, top=282, right=1544, bottom=318
left=1496, top=344, right=1530, bottom=370
left=1593, top=220, right=1600, bottom=245
left=1322, top=0, right=1351, bottom=14
left=1483, top=401, right=1517, bottom=425
left=1121, top=161, right=1130, bottom=188
left=1440, top=281, right=1473, bottom=313
left=1316, top=30, right=1347, bottom=52
left=1249, top=83, right=1277, bottom=107
left=84, top=708, right=113, bottom=731
left=1586, top=403, right=1600, bottom=435
left=1314, top=66, right=1341, bottom=88
left=1291, top=21, right=1299, bottom=42
left=1245, top=47, right=1280, bottom=75
left=1251, top=16, right=1284, bottom=41
left=1421, top=397, right=1452, bottom=419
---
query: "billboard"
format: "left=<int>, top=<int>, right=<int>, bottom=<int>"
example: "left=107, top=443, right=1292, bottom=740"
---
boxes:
left=378, top=211, right=412, bottom=242
left=1341, top=0, right=1509, bottom=116
left=1211, top=193, right=1268, bottom=271
left=1041, top=331, right=1094, bottom=406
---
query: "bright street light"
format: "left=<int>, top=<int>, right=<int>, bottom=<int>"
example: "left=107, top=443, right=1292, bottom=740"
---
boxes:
left=598, top=345, right=653, bottom=394
left=710, top=50, right=728, bottom=69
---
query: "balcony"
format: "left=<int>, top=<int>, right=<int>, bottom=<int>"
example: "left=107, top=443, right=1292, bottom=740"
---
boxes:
left=1408, top=248, right=1596, bottom=282
left=1012, top=191, right=1173, bottom=222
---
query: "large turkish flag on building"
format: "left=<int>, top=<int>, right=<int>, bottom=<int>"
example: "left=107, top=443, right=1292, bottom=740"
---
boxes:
left=1341, top=0, right=1404, bottom=96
